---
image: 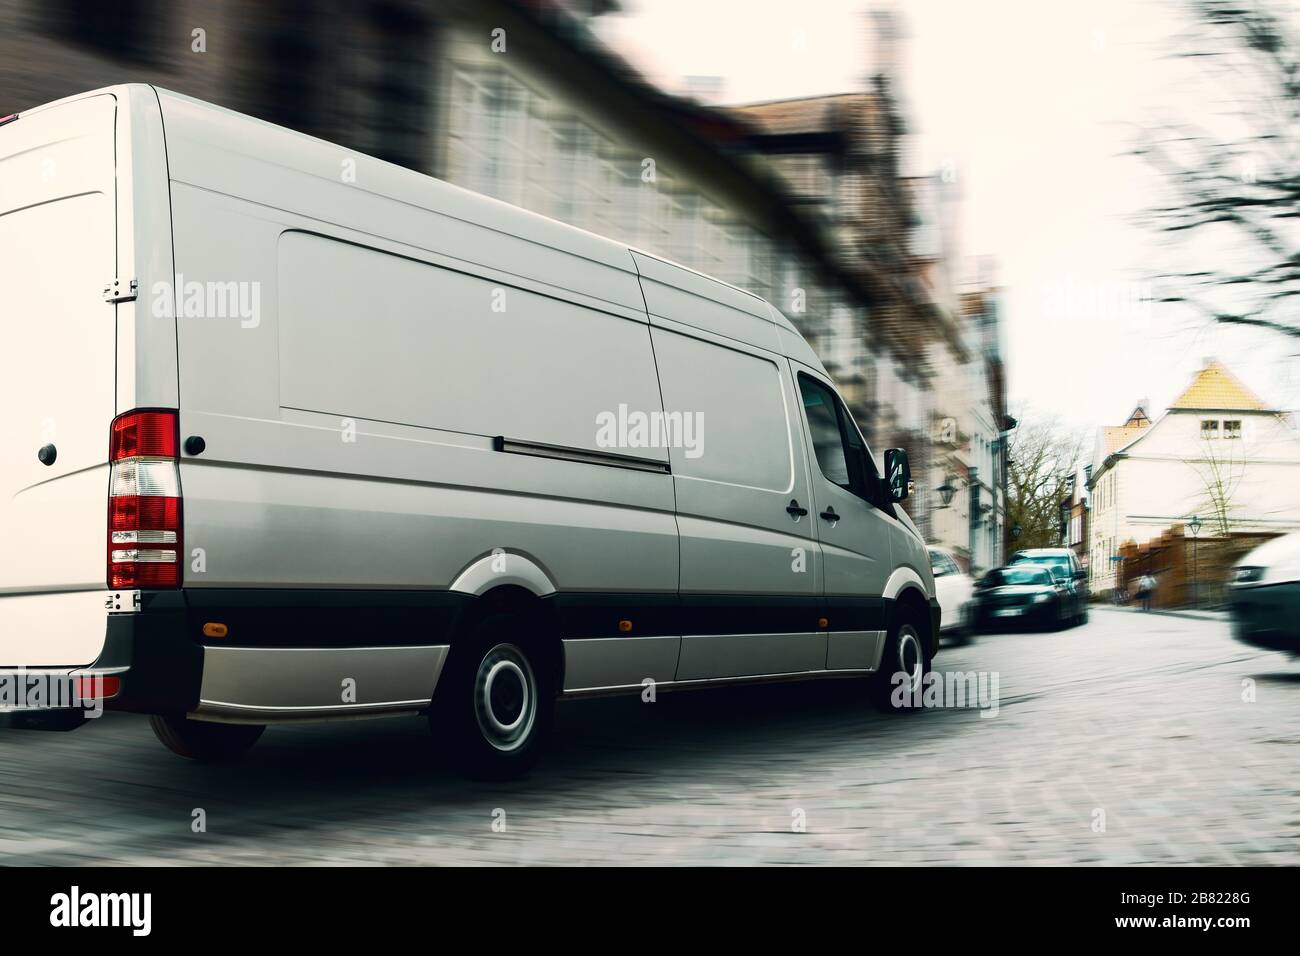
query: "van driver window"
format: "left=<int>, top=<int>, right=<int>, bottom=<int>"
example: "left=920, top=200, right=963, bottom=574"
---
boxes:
left=799, top=376, right=851, bottom=488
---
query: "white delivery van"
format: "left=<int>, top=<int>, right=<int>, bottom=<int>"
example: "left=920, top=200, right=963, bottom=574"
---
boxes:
left=0, top=86, right=938, bottom=778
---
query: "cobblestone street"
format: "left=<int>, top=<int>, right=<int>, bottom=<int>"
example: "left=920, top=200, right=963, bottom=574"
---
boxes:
left=1, top=607, right=1296, bottom=865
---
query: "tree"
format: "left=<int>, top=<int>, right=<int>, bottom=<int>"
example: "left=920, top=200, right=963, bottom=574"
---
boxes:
left=1005, top=413, right=1088, bottom=551
left=1184, top=432, right=1246, bottom=536
left=1135, top=0, right=1300, bottom=344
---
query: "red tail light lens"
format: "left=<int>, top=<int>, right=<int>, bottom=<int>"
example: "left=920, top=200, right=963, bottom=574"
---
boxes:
left=108, top=410, right=182, bottom=589
left=110, top=410, right=179, bottom=461
left=74, top=675, right=121, bottom=700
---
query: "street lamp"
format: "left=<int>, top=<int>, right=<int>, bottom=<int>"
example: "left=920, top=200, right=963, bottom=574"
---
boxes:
left=936, top=475, right=957, bottom=507
left=1188, top=515, right=1202, bottom=607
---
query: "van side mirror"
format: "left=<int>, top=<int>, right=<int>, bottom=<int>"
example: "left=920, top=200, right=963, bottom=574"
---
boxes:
left=884, top=448, right=910, bottom=502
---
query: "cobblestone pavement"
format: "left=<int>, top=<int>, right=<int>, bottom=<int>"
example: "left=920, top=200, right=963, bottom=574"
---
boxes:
left=1, top=607, right=1296, bottom=865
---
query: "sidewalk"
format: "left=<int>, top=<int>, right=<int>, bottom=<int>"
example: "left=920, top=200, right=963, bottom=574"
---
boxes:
left=1096, top=603, right=1228, bottom=622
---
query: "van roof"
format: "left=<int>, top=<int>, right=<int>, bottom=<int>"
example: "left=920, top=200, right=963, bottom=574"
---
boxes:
left=18, top=84, right=828, bottom=374
left=145, top=85, right=828, bottom=364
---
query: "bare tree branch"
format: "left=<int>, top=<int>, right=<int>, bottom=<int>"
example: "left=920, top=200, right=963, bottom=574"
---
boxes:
left=1135, top=1, right=1300, bottom=342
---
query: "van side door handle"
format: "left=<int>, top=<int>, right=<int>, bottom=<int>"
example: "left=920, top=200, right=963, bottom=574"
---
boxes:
left=786, top=499, right=808, bottom=518
left=820, top=506, right=839, bottom=523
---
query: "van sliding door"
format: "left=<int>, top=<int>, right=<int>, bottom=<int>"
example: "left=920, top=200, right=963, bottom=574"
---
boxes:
left=650, top=324, right=825, bottom=680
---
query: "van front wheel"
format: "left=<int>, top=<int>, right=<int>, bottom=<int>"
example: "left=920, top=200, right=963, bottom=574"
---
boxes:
left=149, top=714, right=264, bottom=763
left=867, top=609, right=931, bottom=713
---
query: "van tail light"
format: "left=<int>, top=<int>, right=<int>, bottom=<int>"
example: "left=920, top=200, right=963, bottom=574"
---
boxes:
left=74, top=675, right=121, bottom=701
left=108, top=410, right=182, bottom=589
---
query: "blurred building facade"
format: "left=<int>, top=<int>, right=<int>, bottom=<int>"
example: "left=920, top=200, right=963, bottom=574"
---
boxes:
left=1088, top=360, right=1300, bottom=596
left=1061, top=465, right=1091, bottom=574
left=1, top=0, right=1006, bottom=549
left=954, top=276, right=1011, bottom=575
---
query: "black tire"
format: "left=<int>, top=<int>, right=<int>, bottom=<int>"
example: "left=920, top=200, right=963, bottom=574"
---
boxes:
left=868, top=605, right=932, bottom=713
left=149, top=714, right=264, bottom=763
left=433, top=612, right=555, bottom=780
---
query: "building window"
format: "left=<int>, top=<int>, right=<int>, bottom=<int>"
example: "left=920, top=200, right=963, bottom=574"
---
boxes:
left=1223, top=419, right=1242, bottom=439
left=1200, top=419, right=1219, bottom=439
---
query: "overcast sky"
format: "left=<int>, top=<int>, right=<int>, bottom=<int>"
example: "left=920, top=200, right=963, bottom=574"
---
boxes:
left=595, top=0, right=1298, bottom=432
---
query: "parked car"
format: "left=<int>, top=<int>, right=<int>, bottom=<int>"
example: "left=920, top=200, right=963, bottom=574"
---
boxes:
left=928, top=547, right=974, bottom=643
left=1228, top=532, right=1300, bottom=657
left=1007, top=548, right=1089, bottom=625
left=0, top=85, right=939, bottom=779
left=970, top=564, right=1075, bottom=632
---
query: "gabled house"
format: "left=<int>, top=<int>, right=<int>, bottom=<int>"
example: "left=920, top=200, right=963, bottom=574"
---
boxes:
left=1087, top=359, right=1300, bottom=593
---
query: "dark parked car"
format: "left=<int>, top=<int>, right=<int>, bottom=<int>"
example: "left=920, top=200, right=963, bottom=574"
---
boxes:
left=1008, top=548, right=1089, bottom=624
left=970, top=564, right=1078, bottom=632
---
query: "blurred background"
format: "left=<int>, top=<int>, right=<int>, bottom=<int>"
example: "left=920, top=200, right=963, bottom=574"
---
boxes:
left=0, top=0, right=1014, bottom=579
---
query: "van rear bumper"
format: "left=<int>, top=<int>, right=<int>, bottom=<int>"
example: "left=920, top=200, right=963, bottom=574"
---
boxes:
left=89, top=589, right=466, bottom=723
left=191, top=644, right=449, bottom=724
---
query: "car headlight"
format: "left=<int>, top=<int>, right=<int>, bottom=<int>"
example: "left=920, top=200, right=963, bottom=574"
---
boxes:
left=1033, top=593, right=1051, bottom=604
left=1233, top=566, right=1264, bottom=584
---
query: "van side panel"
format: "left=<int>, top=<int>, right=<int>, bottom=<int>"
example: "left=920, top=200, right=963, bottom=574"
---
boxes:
left=276, top=231, right=658, bottom=454
left=632, top=250, right=783, bottom=353
left=0, top=95, right=118, bottom=666
left=114, top=85, right=179, bottom=412
left=158, top=93, right=679, bottom=607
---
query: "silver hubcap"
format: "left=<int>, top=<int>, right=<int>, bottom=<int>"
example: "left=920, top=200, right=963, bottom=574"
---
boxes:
left=896, top=626, right=923, bottom=694
left=473, top=643, right=537, bottom=752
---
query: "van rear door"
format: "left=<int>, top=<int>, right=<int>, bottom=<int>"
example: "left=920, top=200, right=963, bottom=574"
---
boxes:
left=0, top=94, right=119, bottom=666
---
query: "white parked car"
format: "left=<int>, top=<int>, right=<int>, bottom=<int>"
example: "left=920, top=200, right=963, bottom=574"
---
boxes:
left=0, top=85, right=940, bottom=778
left=1228, top=531, right=1300, bottom=657
left=928, top=547, right=974, bottom=642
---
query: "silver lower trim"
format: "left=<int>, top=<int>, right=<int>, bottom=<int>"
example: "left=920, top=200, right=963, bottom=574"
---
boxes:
left=561, top=630, right=888, bottom=697
left=562, top=667, right=874, bottom=699
left=826, top=629, right=886, bottom=670
left=192, top=644, right=449, bottom=724
left=676, top=632, right=826, bottom=681
left=562, top=635, right=681, bottom=692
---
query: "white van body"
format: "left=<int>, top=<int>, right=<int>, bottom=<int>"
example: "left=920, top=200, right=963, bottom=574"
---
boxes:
left=0, top=86, right=936, bottom=773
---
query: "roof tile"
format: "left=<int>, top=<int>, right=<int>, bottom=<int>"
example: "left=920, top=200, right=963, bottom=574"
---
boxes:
left=1169, top=360, right=1271, bottom=411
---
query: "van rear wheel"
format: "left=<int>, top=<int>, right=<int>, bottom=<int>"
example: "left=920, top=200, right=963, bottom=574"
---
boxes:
left=433, top=613, right=554, bottom=780
left=149, top=714, right=264, bottom=763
